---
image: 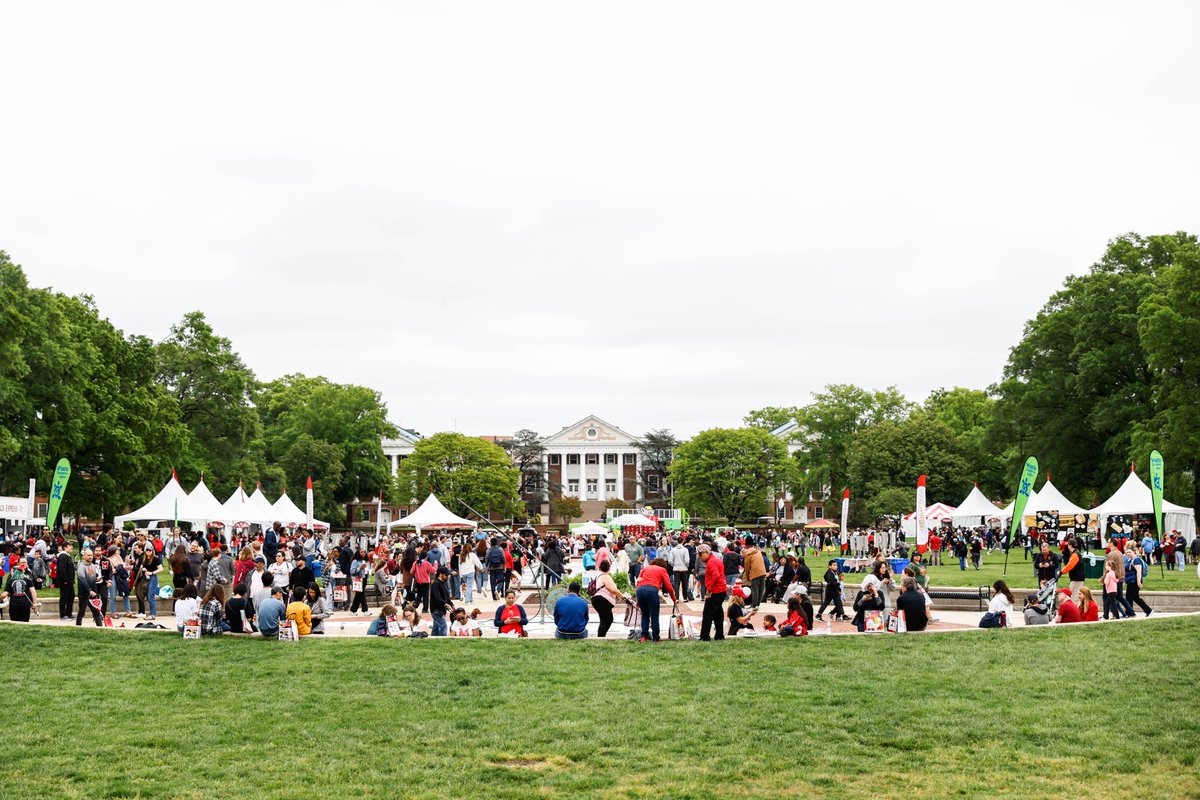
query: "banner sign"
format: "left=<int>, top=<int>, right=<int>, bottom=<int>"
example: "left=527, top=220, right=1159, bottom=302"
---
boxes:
left=840, top=488, right=850, bottom=544
left=915, top=475, right=928, bottom=551
left=1149, top=450, right=1164, bottom=538
left=1007, top=456, right=1039, bottom=545
left=0, top=496, right=32, bottom=519
left=305, top=476, right=314, bottom=529
left=46, top=458, right=72, bottom=529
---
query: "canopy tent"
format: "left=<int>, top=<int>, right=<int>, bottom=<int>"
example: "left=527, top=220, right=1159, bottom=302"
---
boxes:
left=608, top=513, right=657, bottom=528
left=1090, top=468, right=1196, bottom=543
left=952, top=485, right=1004, bottom=528
left=999, top=490, right=1038, bottom=520
left=272, top=491, right=329, bottom=531
left=247, top=485, right=279, bottom=524
left=177, top=478, right=228, bottom=525
left=220, top=483, right=265, bottom=528
left=900, top=502, right=957, bottom=536
left=573, top=520, right=610, bottom=537
left=386, top=493, right=478, bottom=531
left=114, top=473, right=190, bottom=527
left=804, top=518, right=839, bottom=530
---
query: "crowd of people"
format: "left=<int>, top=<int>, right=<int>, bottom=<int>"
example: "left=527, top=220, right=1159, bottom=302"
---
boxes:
left=0, top=519, right=1190, bottom=640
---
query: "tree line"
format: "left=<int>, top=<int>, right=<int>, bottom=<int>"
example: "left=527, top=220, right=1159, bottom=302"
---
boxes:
left=0, top=252, right=397, bottom=525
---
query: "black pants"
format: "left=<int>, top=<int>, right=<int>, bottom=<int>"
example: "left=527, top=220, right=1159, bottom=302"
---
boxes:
left=350, top=590, right=369, bottom=613
left=59, top=584, right=75, bottom=618
left=592, top=596, right=614, bottom=637
left=1115, top=582, right=1135, bottom=616
left=818, top=587, right=845, bottom=618
left=76, top=595, right=103, bottom=626
left=750, top=575, right=766, bottom=607
left=1126, top=583, right=1152, bottom=615
left=489, top=569, right=504, bottom=599
left=8, top=598, right=32, bottom=622
left=700, top=591, right=726, bottom=640
left=414, top=583, right=430, bottom=612
left=672, top=572, right=690, bottom=602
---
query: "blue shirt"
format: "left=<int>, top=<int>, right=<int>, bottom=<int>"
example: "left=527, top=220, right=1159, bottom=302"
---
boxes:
left=257, top=598, right=286, bottom=637
left=553, top=593, right=589, bottom=634
left=1142, top=537, right=1155, bottom=555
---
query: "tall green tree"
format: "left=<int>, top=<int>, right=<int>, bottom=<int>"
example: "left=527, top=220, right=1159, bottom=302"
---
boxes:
left=992, top=232, right=1192, bottom=506
left=395, top=432, right=521, bottom=519
left=742, top=406, right=800, bottom=431
left=156, top=311, right=262, bottom=495
left=1134, top=239, right=1200, bottom=512
left=634, top=428, right=680, bottom=501
left=846, top=415, right=973, bottom=518
left=259, top=374, right=397, bottom=503
left=920, top=387, right=1000, bottom=496
left=502, top=429, right=551, bottom=515
left=669, top=428, right=790, bottom=522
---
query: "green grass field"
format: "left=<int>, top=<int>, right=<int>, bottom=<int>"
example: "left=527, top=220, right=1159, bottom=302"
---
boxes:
left=916, top=557, right=1200, bottom=591
left=2, top=616, right=1198, bottom=799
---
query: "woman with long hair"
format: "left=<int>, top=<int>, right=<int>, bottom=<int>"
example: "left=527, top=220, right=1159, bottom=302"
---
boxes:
left=169, top=545, right=189, bottom=590
left=979, top=579, right=1014, bottom=628
left=1078, top=585, right=1099, bottom=622
left=199, top=583, right=226, bottom=635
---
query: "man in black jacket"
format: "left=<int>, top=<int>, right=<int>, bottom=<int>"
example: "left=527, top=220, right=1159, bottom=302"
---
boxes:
left=541, top=538, right=565, bottom=588
left=429, top=567, right=452, bottom=636
left=815, top=560, right=846, bottom=621
left=56, top=542, right=75, bottom=619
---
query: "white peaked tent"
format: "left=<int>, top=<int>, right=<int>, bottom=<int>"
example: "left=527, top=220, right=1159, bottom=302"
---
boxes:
left=1091, top=468, right=1196, bottom=543
left=272, top=491, right=329, bottom=531
left=1000, top=490, right=1037, bottom=520
left=220, top=483, right=266, bottom=527
left=901, top=503, right=957, bottom=536
left=386, top=493, right=478, bottom=532
left=179, top=479, right=228, bottom=525
left=247, top=486, right=279, bottom=524
left=1026, top=479, right=1090, bottom=517
left=608, top=513, right=657, bottom=528
left=952, top=485, right=1004, bottom=527
left=114, top=473, right=190, bottom=527
left=573, top=521, right=609, bottom=537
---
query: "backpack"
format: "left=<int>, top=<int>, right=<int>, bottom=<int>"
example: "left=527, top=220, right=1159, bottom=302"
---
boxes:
left=586, top=576, right=600, bottom=596
left=487, top=548, right=504, bottom=569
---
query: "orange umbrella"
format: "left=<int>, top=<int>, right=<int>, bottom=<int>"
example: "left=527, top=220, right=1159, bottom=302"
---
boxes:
left=804, top=518, right=839, bottom=530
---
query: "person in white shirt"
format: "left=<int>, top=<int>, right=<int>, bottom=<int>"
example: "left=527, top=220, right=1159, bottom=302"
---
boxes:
left=980, top=579, right=1014, bottom=628
left=458, top=547, right=482, bottom=604
left=173, top=584, right=200, bottom=630
left=449, top=607, right=483, bottom=637
left=268, top=551, right=292, bottom=593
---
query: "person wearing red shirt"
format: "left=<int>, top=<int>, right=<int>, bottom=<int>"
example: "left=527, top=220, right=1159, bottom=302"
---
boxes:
left=634, top=557, right=676, bottom=642
left=781, top=595, right=809, bottom=636
left=928, top=532, right=942, bottom=566
left=698, top=545, right=727, bottom=641
left=1078, top=586, right=1099, bottom=622
left=1055, top=589, right=1082, bottom=624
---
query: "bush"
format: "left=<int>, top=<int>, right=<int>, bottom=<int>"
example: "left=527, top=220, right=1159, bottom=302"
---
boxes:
left=561, top=569, right=632, bottom=599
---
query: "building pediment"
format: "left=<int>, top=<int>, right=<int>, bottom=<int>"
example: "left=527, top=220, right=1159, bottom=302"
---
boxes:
left=541, top=415, right=639, bottom=448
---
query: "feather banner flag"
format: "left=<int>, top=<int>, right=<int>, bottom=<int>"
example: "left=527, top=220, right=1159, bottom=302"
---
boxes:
left=840, top=488, right=850, bottom=544
left=1007, top=457, right=1039, bottom=546
left=915, top=475, right=928, bottom=552
left=1149, top=450, right=1164, bottom=539
left=305, top=476, right=314, bottom=530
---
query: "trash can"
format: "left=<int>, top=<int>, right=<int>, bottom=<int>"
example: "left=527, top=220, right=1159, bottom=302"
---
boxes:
left=1082, top=553, right=1105, bottom=580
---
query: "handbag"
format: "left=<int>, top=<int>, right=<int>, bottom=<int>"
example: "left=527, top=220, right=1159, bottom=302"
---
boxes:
left=623, top=602, right=640, bottom=629
left=351, top=577, right=364, bottom=593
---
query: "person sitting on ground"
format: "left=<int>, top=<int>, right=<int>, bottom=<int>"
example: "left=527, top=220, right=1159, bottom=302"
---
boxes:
left=851, top=582, right=885, bottom=632
left=760, top=614, right=778, bottom=633
left=553, top=582, right=590, bottom=639
left=727, top=586, right=755, bottom=636
left=1054, top=588, right=1082, bottom=624
left=494, top=589, right=528, bottom=637
left=896, top=575, right=929, bottom=631
left=199, top=584, right=227, bottom=635
left=450, top=607, right=483, bottom=637
left=398, top=603, right=429, bottom=636
left=306, top=582, right=332, bottom=634
left=1078, top=585, right=1099, bottom=622
left=173, top=584, right=200, bottom=631
left=780, top=597, right=808, bottom=637
left=978, top=580, right=1012, bottom=629
left=225, top=583, right=252, bottom=633
left=367, top=603, right=398, bottom=636
left=1023, top=593, right=1051, bottom=625
left=286, top=586, right=312, bottom=636
left=251, top=571, right=273, bottom=615
left=256, top=586, right=287, bottom=638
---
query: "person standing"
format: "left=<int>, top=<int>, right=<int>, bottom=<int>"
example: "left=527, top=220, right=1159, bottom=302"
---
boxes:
left=1, top=559, right=37, bottom=622
left=740, top=536, right=768, bottom=608
left=1123, top=545, right=1153, bottom=617
left=1060, top=539, right=1084, bottom=603
left=1033, top=541, right=1061, bottom=595
left=140, top=546, right=162, bottom=620
left=429, top=566, right=452, bottom=636
left=815, top=560, right=847, bottom=622
left=75, top=549, right=104, bottom=627
left=485, top=538, right=506, bottom=600
left=698, top=545, right=726, bottom=641
left=667, top=538, right=691, bottom=603
left=954, top=535, right=969, bottom=571
left=590, top=560, right=620, bottom=638
left=634, top=557, right=676, bottom=642
left=625, top=538, right=644, bottom=584
left=56, top=542, right=75, bottom=620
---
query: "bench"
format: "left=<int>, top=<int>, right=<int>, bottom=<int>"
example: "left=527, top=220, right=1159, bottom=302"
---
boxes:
left=926, top=586, right=990, bottom=610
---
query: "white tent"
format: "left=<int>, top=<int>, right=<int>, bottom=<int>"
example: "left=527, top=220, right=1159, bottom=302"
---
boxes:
left=178, top=478, right=228, bottom=525
left=573, top=521, right=609, bottom=537
left=247, top=485, right=279, bottom=524
left=386, top=493, right=478, bottom=532
left=114, top=473, right=190, bottom=527
left=952, top=485, right=1004, bottom=527
left=220, top=483, right=266, bottom=528
left=1091, top=468, right=1196, bottom=543
left=608, top=513, right=657, bottom=528
left=272, top=491, right=329, bottom=531
left=900, top=502, right=956, bottom=536
left=1026, top=479, right=1090, bottom=517
left=999, top=490, right=1037, bottom=520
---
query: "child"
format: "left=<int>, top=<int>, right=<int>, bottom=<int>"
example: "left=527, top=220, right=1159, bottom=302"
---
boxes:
left=1101, top=563, right=1121, bottom=620
left=115, top=557, right=133, bottom=617
left=761, top=614, right=777, bottom=632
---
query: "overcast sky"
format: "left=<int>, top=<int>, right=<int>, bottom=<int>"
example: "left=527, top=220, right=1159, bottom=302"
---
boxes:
left=3, top=2, right=1198, bottom=440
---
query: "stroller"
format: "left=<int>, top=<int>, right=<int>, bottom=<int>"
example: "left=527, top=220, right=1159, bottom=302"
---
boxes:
left=1035, top=573, right=1060, bottom=614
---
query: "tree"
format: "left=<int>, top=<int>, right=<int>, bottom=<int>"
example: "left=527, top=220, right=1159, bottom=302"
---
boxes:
left=156, top=311, right=262, bottom=496
left=789, top=384, right=913, bottom=500
left=633, top=428, right=680, bottom=500
left=669, top=428, right=791, bottom=522
left=742, top=406, right=800, bottom=432
left=502, top=429, right=551, bottom=516
left=992, top=232, right=1191, bottom=506
left=920, top=387, right=1001, bottom=496
left=278, top=434, right=346, bottom=525
left=1134, top=239, right=1200, bottom=512
left=395, top=432, right=521, bottom=519
left=846, top=416, right=973, bottom=517
left=259, top=374, right=397, bottom=503
left=550, top=495, right=583, bottom=525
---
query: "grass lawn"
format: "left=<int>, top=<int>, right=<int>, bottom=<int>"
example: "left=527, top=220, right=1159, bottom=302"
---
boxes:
left=2, top=617, right=1199, bottom=799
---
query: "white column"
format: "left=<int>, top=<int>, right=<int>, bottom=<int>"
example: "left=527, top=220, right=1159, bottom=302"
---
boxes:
left=581, top=450, right=589, bottom=499
left=541, top=452, right=549, bottom=502
left=597, top=450, right=607, bottom=501
left=391, top=454, right=399, bottom=475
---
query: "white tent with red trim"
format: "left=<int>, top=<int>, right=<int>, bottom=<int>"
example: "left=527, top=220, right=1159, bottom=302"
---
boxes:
left=1090, top=468, right=1196, bottom=543
left=900, top=502, right=956, bottom=536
